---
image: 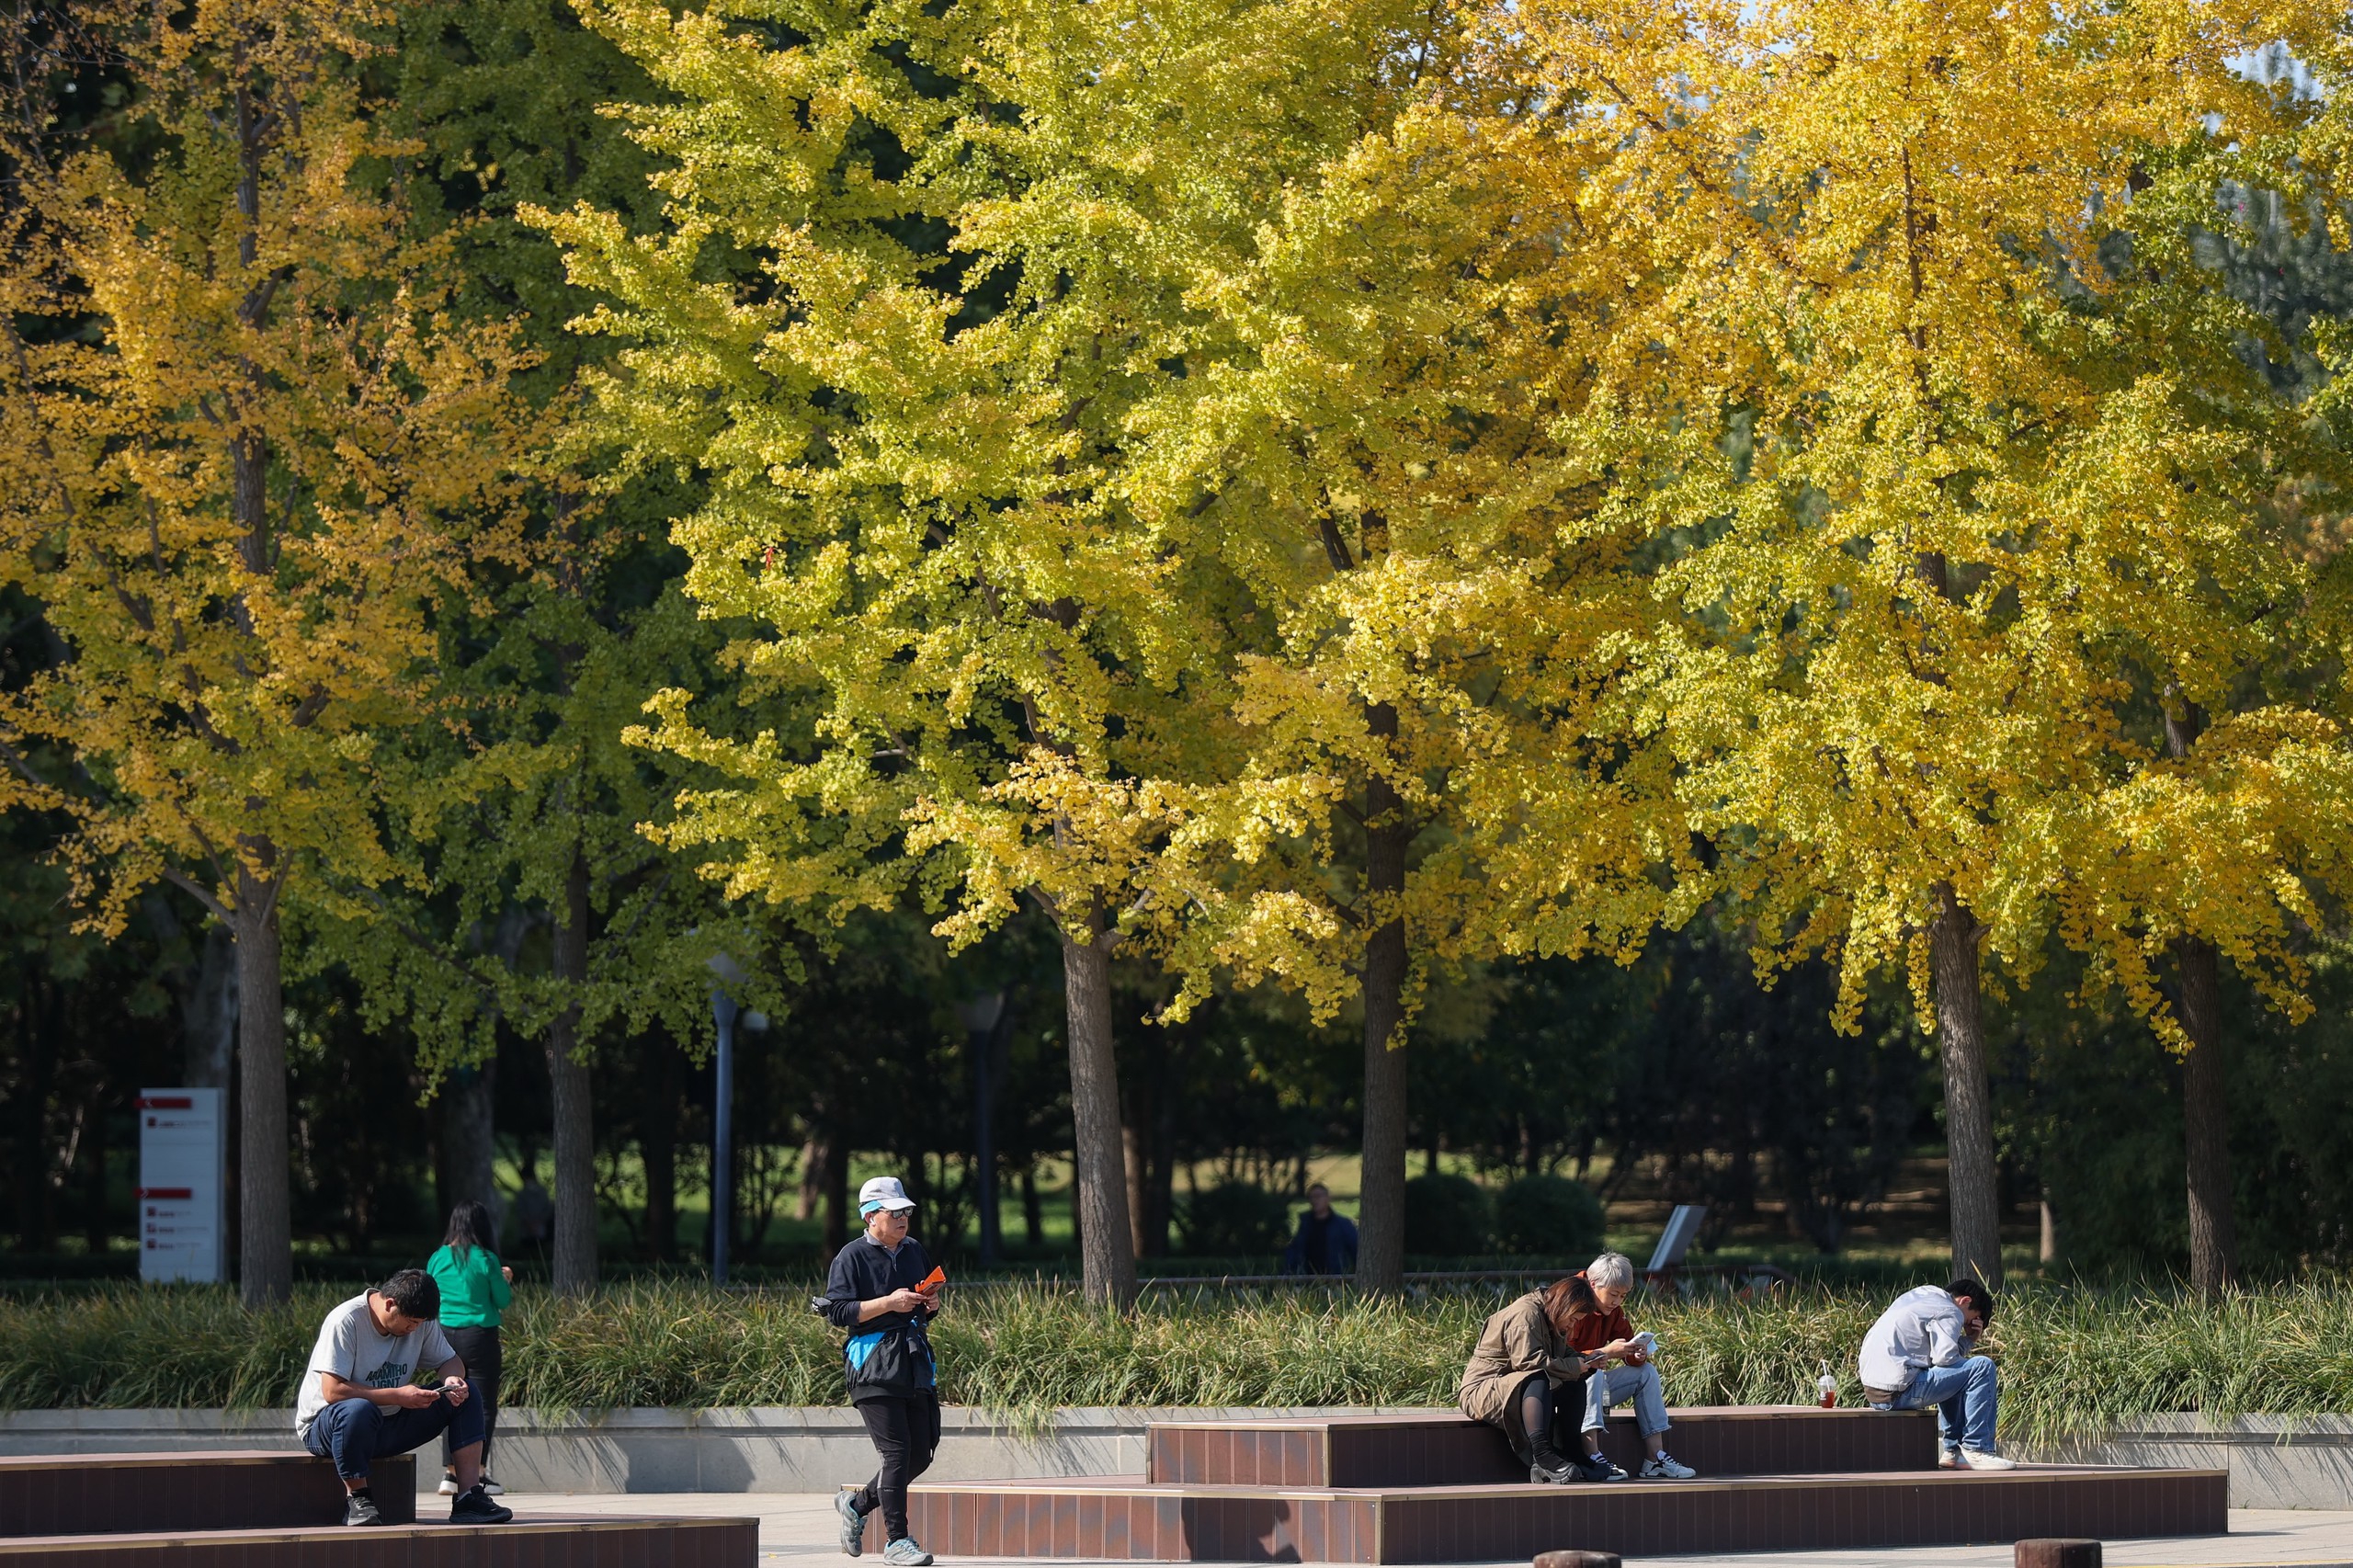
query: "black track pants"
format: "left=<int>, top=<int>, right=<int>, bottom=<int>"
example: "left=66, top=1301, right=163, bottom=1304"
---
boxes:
left=441, top=1324, right=502, bottom=1473
left=854, top=1391, right=942, bottom=1543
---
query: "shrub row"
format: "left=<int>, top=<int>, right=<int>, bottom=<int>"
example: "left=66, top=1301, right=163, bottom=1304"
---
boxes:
left=6, top=1280, right=2348, bottom=1450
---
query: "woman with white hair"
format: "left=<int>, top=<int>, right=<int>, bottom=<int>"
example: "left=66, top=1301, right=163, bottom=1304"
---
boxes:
left=1566, top=1252, right=1695, bottom=1480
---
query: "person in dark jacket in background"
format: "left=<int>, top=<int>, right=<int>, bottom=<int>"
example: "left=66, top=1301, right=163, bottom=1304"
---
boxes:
left=1279, top=1184, right=1358, bottom=1275
left=826, top=1176, right=942, bottom=1568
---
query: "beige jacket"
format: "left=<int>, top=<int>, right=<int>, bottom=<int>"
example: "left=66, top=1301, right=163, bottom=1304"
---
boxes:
left=1457, top=1290, right=1587, bottom=1426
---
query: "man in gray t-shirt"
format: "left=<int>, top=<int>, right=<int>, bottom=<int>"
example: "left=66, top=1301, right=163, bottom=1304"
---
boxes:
left=296, top=1268, right=514, bottom=1527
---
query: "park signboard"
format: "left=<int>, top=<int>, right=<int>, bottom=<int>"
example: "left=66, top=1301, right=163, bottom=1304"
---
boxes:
left=137, top=1088, right=225, bottom=1284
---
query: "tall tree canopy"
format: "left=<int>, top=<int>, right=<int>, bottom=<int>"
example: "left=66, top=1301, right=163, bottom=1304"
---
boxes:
left=1522, top=0, right=2353, bottom=1287
left=0, top=0, right=537, bottom=1302
left=540, top=0, right=1266, bottom=1303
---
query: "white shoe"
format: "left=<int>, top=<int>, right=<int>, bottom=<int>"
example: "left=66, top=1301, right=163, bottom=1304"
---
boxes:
left=479, top=1476, right=506, bottom=1495
left=1938, top=1449, right=1961, bottom=1470
left=1954, top=1447, right=2016, bottom=1471
left=438, top=1475, right=460, bottom=1495
left=1638, top=1453, right=1697, bottom=1480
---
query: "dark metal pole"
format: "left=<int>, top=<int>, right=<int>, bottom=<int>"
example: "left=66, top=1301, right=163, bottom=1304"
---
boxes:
left=711, top=987, right=737, bottom=1285
left=972, top=1022, right=998, bottom=1265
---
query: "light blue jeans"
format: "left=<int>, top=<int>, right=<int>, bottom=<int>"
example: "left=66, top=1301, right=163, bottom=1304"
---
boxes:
left=1583, top=1361, right=1672, bottom=1437
left=1876, top=1355, right=1998, bottom=1452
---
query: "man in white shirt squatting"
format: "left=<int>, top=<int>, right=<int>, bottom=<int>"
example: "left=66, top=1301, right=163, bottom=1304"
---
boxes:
left=1857, top=1277, right=2014, bottom=1471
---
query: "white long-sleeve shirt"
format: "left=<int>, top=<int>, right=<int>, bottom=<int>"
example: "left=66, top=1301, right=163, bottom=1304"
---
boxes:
left=1858, top=1285, right=1972, bottom=1394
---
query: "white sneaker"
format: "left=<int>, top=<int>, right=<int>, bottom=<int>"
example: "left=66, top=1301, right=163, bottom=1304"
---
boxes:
left=479, top=1477, right=506, bottom=1495
left=438, top=1475, right=460, bottom=1495
left=1938, top=1449, right=1961, bottom=1470
left=1954, top=1447, right=2016, bottom=1471
left=1639, top=1453, right=1697, bottom=1480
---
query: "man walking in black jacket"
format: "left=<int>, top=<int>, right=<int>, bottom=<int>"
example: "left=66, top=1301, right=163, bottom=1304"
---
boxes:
left=827, top=1176, right=942, bottom=1567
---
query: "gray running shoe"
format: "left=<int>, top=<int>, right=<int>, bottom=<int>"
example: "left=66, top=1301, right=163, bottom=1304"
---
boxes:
left=1529, top=1453, right=1579, bottom=1485
left=837, top=1490, right=870, bottom=1557
left=882, top=1538, right=934, bottom=1566
left=344, top=1492, right=383, bottom=1527
left=1639, top=1453, right=1697, bottom=1480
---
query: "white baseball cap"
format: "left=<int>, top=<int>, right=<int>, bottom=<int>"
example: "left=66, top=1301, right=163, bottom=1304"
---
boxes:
left=858, top=1176, right=916, bottom=1214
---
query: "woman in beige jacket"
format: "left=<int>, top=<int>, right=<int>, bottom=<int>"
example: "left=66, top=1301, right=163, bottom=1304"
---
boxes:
left=1458, top=1275, right=1614, bottom=1483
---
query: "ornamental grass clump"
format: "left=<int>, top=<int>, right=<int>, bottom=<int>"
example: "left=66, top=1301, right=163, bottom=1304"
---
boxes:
left=0, top=1284, right=327, bottom=1411
left=8, top=1278, right=2353, bottom=1449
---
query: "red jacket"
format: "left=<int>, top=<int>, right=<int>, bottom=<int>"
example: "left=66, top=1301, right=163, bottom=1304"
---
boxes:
left=1563, top=1271, right=1634, bottom=1354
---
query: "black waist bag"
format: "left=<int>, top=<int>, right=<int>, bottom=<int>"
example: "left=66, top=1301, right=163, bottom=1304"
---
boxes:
left=844, top=1320, right=937, bottom=1398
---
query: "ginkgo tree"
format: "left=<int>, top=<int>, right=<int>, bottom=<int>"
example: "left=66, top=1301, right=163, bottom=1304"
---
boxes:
left=0, top=0, right=537, bottom=1303
left=1520, top=0, right=2353, bottom=1288
left=1050, top=2, right=1694, bottom=1289
left=549, top=0, right=1695, bottom=1295
left=298, top=0, right=788, bottom=1297
left=540, top=0, right=1272, bottom=1304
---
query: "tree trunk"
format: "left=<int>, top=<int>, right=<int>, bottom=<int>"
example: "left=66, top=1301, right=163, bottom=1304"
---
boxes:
left=233, top=860, right=292, bottom=1306
left=183, top=922, right=237, bottom=1089
left=1928, top=885, right=2001, bottom=1289
left=795, top=1136, right=824, bottom=1221
left=439, top=1062, right=499, bottom=1237
left=13, top=973, right=55, bottom=1253
left=1059, top=918, right=1137, bottom=1306
left=2176, top=935, right=2235, bottom=1298
left=1021, top=1164, right=1044, bottom=1248
left=2164, top=699, right=2234, bottom=1298
left=81, top=1090, right=109, bottom=1254
left=1357, top=700, right=1410, bottom=1293
left=546, top=849, right=597, bottom=1294
left=1122, top=1122, right=1148, bottom=1258
left=821, top=1134, right=848, bottom=1257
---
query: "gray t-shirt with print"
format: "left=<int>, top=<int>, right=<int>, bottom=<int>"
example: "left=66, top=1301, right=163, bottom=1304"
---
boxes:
left=293, top=1291, right=456, bottom=1437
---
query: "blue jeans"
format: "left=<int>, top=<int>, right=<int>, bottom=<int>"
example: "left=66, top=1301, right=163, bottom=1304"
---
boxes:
left=1583, top=1361, right=1672, bottom=1438
left=303, top=1382, right=486, bottom=1482
left=1878, top=1356, right=1998, bottom=1452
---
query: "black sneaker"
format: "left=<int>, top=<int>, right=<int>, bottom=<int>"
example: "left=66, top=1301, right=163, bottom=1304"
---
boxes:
left=345, top=1492, right=384, bottom=1527
left=1574, top=1451, right=1627, bottom=1483
left=450, top=1484, right=515, bottom=1525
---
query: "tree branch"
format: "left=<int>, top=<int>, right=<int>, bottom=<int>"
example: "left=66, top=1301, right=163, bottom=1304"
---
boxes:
left=1319, top=514, right=1357, bottom=574
left=159, top=866, right=233, bottom=926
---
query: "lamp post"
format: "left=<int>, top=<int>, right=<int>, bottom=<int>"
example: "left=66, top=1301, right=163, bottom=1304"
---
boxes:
left=706, top=952, right=767, bottom=1285
left=958, top=992, right=1006, bottom=1265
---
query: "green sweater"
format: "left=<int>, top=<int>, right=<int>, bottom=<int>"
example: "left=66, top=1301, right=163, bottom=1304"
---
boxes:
left=426, top=1244, right=513, bottom=1329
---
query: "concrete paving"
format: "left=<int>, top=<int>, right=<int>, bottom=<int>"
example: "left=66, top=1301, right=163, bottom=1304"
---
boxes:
left=494, top=1491, right=2353, bottom=1566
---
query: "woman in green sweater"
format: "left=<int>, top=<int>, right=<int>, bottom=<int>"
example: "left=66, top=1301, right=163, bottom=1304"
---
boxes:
left=426, top=1201, right=514, bottom=1494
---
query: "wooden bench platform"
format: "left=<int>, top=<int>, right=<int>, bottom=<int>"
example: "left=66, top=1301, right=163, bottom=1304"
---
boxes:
left=870, top=1407, right=2227, bottom=1562
left=1148, top=1406, right=1939, bottom=1487
left=884, top=1465, right=2227, bottom=1562
left=0, top=1450, right=417, bottom=1534
left=1, top=1450, right=755, bottom=1567
left=0, top=1514, right=755, bottom=1566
